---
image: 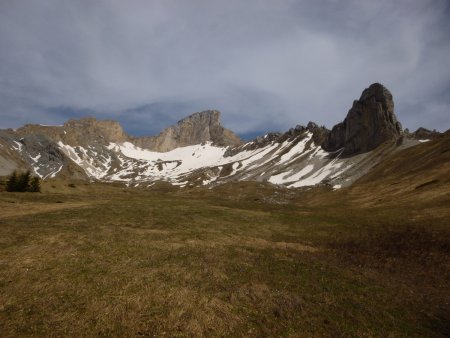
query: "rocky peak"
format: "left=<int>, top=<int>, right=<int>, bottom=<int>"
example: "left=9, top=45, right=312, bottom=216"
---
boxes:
left=323, top=83, right=402, bottom=156
left=306, top=121, right=319, bottom=130
left=285, top=122, right=318, bottom=137
left=173, top=110, right=225, bottom=145
left=410, top=127, right=440, bottom=140
left=359, top=83, right=394, bottom=112
left=62, top=118, right=128, bottom=145
left=175, top=110, right=220, bottom=127
left=132, top=110, right=242, bottom=152
left=282, top=121, right=328, bottom=145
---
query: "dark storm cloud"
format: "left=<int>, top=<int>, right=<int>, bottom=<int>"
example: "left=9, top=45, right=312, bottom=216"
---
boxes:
left=0, top=0, right=449, bottom=136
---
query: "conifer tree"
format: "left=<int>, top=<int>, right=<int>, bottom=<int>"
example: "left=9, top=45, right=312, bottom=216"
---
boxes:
left=6, top=171, right=42, bottom=192
left=16, top=171, right=31, bottom=192
left=6, top=171, right=18, bottom=192
left=29, top=176, right=41, bottom=193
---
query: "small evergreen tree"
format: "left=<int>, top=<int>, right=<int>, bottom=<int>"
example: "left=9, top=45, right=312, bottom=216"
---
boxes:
left=16, top=170, right=31, bottom=192
left=6, top=171, right=41, bottom=193
left=28, top=176, right=41, bottom=192
left=6, top=171, right=18, bottom=192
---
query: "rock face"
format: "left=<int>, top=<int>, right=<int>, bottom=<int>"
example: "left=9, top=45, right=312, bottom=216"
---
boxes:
left=323, top=83, right=402, bottom=156
left=17, top=118, right=128, bottom=147
left=62, top=118, right=128, bottom=145
left=132, top=110, right=242, bottom=152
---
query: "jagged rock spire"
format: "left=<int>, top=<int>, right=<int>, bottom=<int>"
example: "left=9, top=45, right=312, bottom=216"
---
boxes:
left=323, top=83, right=402, bottom=156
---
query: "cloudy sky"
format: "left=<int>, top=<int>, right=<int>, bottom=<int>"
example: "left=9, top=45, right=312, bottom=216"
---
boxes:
left=1, top=0, right=449, bottom=138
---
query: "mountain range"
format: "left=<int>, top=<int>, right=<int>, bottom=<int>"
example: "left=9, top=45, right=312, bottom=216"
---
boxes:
left=0, top=83, right=445, bottom=189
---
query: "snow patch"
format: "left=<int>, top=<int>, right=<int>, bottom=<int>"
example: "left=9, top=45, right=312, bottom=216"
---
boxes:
left=279, top=133, right=312, bottom=163
left=30, top=153, right=42, bottom=162
left=12, top=141, right=23, bottom=152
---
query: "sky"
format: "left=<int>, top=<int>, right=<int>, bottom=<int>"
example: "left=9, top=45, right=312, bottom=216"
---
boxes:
left=0, top=0, right=449, bottom=139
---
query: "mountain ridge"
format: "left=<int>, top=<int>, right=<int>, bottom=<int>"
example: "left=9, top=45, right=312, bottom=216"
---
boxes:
left=0, top=83, right=445, bottom=188
left=15, top=110, right=242, bottom=152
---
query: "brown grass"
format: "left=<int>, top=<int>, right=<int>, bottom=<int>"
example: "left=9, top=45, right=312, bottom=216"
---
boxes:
left=0, top=201, right=93, bottom=218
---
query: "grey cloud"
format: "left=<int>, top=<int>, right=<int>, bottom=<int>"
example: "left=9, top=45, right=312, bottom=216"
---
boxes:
left=0, top=0, right=449, bottom=135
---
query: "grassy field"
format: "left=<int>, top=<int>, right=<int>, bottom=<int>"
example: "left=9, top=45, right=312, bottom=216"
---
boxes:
left=0, top=180, right=449, bottom=337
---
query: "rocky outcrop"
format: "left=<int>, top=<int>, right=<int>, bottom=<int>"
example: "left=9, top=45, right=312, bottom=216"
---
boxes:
left=411, top=127, right=440, bottom=140
left=132, top=110, right=242, bottom=152
left=17, top=118, right=128, bottom=147
left=224, top=121, right=328, bottom=157
left=62, top=118, right=128, bottom=145
left=323, top=83, right=402, bottom=156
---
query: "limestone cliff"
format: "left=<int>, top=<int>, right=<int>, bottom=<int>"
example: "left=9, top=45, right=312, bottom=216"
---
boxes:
left=132, top=110, right=242, bottom=152
left=16, top=118, right=128, bottom=147
left=323, top=83, right=402, bottom=156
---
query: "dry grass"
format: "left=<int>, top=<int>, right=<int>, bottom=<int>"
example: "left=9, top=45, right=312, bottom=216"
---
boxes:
left=0, top=201, right=93, bottom=218
left=0, top=179, right=449, bottom=337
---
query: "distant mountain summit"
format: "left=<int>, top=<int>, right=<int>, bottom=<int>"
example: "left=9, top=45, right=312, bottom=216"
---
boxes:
left=0, top=83, right=443, bottom=188
left=132, top=110, right=242, bottom=152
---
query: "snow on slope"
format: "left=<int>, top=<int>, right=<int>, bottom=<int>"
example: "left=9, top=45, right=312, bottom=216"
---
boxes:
left=57, top=142, right=112, bottom=179
left=0, top=134, right=67, bottom=179
left=52, top=131, right=356, bottom=188
left=104, top=140, right=283, bottom=184
left=1, top=126, right=377, bottom=188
